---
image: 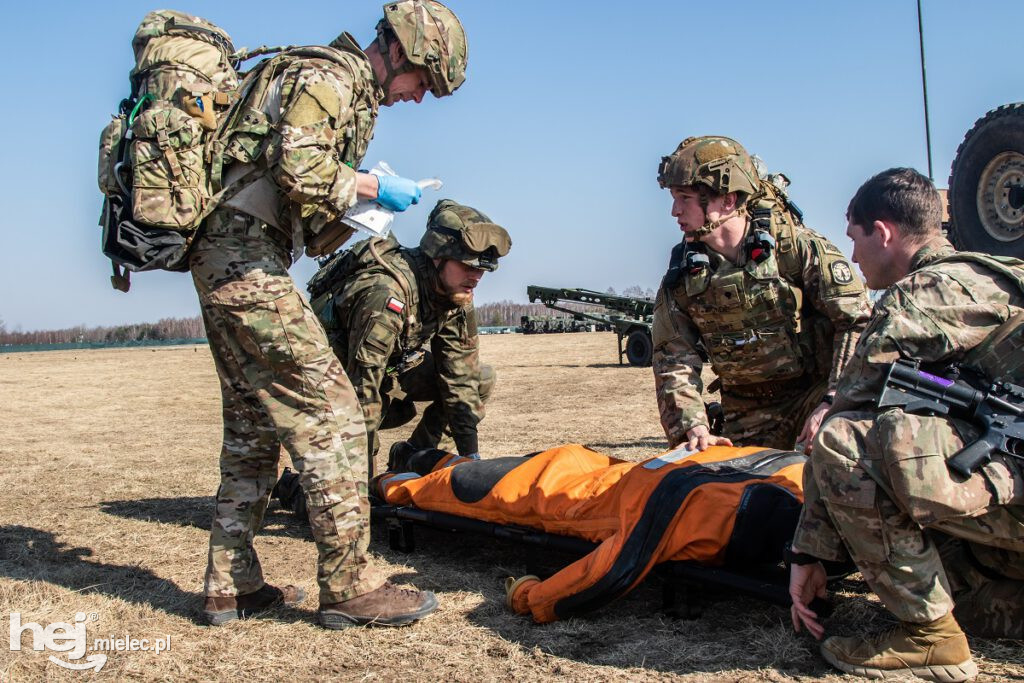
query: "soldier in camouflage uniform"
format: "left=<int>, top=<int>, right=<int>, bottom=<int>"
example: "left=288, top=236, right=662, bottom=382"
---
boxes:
left=789, top=168, right=1024, bottom=681
left=653, top=136, right=871, bottom=452
left=192, top=1, right=468, bottom=630
left=309, top=199, right=510, bottom=474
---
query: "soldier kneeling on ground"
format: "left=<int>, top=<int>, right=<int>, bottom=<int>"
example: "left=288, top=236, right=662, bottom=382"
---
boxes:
left=789, top=168, right=1024, bottom=681
left=653, top=136, right=872, bottom=454
left=274, top=200, right=510, bottom=515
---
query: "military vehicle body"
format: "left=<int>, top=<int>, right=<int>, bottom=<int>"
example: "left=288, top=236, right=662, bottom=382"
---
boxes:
left=519, top=315, right=609, bottom=334
left=946, top=104, right=1024, bottom=258
left=526, top=285, right=655, bottom=366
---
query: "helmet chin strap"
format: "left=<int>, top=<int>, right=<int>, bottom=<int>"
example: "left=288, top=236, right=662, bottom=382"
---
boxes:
left=375, top=30, right=416, bottom=94
left=692, top=193, right=746, bottom=238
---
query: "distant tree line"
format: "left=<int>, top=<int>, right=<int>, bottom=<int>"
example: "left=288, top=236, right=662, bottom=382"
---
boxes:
left=0, top=284, right=656, bottom=342
left=475, top=301, right=563, bottom=327
left=617, top=285, right=656, bottom=299
left=0, top=316, right=205, bottom=345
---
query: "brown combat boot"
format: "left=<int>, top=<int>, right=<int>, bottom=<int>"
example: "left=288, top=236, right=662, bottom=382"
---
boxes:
left=318, top=581, right=438, bottom=629
left=820, top=612, right=977, bottom=682
left=201, top=584, right=306, bottom=626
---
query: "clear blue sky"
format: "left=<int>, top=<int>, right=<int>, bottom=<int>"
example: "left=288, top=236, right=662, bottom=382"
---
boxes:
left=2, top=1, right=1023, bottom=331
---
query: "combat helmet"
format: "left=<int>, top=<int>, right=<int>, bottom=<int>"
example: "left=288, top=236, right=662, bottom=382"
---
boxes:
left=657, top=136, right=760, bottom=197
left=420, top=200, right=511, bottom=271
left=658, top=136, right=761, bottom=237
left=376, top=0, right=467, bottom=97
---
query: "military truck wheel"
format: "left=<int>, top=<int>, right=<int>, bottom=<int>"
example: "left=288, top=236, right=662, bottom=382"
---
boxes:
left=948, top=103, right=1024, bottom=257
left=625, top=329, right=653, bottom=367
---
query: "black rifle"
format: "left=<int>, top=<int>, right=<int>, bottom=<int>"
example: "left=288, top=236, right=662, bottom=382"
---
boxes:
left=878, top=359, right=1024, bottom=477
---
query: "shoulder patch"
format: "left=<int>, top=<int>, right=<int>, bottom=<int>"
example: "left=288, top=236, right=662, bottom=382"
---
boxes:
left=830, top=260, right=855, bottom=285
left=812, top=239, right=865, bottom=298
left=386, top=297, right=405, bottom=314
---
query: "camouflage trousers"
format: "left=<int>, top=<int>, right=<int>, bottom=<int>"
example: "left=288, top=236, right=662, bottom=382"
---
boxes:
left=720, top=377, right=827, bottom=450
left=191, top=210, right=383, bottom=604
left=380, top=356, right=495, bottom=456
left=811, top=409, right=1024, bottom=636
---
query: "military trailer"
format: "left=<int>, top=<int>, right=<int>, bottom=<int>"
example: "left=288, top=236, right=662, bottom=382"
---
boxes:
left=519, top=315, right=606, bottom=334
left=526, top=285, right=655, bottom=366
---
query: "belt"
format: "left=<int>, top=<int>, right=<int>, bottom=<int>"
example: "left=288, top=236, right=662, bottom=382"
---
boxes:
left=722, top=374, right=811, bottom=399
left=204, top=208, right=289, bottom=243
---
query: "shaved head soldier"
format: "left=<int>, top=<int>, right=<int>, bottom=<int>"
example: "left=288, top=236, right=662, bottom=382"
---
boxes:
left=790, top=168, right=1024, bottom=680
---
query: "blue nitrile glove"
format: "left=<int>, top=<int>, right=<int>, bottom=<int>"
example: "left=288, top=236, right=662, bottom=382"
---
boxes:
left=375, top=175, right=422, bottom=211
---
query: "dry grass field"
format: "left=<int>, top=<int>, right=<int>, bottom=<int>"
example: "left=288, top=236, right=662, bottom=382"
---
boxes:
left=1, top=332, right=1021, bottom=681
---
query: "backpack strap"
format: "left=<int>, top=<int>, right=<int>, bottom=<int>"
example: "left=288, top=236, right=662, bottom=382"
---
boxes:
left=933, top=252, right=1024, bottom=379
left=111, top=261, right=131, bottom=293
left=748, top=196, right=802, bottom=287
left=368, top=238, right=419, bottom=336
left=207, top=43, right=375, bottom=222
left=932, top=252, right=1024, bottom=294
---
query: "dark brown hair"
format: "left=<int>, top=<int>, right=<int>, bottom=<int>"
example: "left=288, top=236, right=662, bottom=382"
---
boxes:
left=847, top=167, right=942, bottom=238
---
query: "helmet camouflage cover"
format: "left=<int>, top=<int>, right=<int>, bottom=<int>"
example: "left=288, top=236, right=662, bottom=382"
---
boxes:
left=657, top=136, right=760, bottom=197
left=420, top=199, right=511, bottom=271
left=378, top=0, right=467, bottom=96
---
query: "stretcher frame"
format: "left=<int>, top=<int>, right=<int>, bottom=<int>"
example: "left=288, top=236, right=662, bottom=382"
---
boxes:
left=370, top=502, right=794, bottom=618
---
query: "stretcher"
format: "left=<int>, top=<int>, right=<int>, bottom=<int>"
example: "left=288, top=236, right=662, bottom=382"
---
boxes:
left=370, top=443, right=811, bottom=623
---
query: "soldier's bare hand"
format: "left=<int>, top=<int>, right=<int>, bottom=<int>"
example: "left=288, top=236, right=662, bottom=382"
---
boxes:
left=685, top=426, right=733, bottom=452
left=789, top=561, right=827, bottom=640
left=796, top=401, right=831, bottom=454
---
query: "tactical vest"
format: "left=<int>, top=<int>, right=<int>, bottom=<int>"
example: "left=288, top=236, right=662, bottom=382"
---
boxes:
left=309, top=236, right=457, bottom=371
left=212, top=34, right=380, bottom=250
left=665, top=200, right=830, bottom=388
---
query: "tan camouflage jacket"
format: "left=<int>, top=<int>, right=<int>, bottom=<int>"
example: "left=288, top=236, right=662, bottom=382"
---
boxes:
left=793, top=236, right=1024, bottom=560
left=652, top=213, right=871, bottom=447
left=220, top=36, right=381, bottom=250
left=325, top=240, right=484, bottom=456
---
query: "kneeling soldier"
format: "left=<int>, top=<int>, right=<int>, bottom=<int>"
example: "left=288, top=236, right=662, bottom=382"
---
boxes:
left=789, top=168, right=1024, bottom=680
left=309, top=199, right=510, bottom=475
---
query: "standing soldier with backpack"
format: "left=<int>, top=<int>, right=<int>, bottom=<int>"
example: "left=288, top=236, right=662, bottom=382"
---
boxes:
left=652, top=136, right=872, bottom=453
left=190, top=1, right=468, bottom=630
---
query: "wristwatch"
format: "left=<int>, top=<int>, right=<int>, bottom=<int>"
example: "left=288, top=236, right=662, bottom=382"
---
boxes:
left=822, top=392, right=835, bottom=405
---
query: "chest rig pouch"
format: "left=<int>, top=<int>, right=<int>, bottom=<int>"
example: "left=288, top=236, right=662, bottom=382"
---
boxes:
left=683, top=239, right=806, bottom=386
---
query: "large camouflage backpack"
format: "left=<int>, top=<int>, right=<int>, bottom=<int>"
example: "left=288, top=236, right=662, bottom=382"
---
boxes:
left=97, top=10, right=239, bottom=290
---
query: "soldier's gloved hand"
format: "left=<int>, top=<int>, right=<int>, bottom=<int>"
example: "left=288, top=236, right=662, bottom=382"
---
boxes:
left=375, top=175, right=422, bottom=211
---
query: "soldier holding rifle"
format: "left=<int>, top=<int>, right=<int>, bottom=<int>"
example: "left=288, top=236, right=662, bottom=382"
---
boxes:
left=789, top=168, right=1024, bottom=681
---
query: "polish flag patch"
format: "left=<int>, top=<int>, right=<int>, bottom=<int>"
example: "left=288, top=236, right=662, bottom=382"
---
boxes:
left=386, top=297, right=405, bottom=314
